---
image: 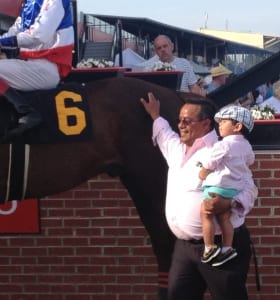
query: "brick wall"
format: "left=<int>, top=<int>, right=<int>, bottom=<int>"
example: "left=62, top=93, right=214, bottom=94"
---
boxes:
left=246, top=151, right=280, bottom=300
left=0, top=151, right=279, bottom=299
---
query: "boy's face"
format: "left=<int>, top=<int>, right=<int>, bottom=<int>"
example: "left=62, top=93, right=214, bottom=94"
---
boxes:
left=218, top=119, right=242, bottom=137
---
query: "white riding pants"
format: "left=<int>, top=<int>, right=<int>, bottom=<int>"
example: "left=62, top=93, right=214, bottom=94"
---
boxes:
left=0, top=58, right=60, bottom=91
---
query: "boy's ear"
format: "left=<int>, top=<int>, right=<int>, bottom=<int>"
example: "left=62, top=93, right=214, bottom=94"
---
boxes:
left=234, top=122, right=243, bottom=132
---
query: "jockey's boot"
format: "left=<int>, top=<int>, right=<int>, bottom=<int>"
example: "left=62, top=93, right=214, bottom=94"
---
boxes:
left=2, top=86, right=42, bottom=138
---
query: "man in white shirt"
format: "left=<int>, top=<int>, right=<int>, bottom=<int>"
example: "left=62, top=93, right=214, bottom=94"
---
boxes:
left=140, top=93, right=257, bottom=300
left=149, top=35, right=204, bottom=95
left=260, top=80, right=280, bottom=113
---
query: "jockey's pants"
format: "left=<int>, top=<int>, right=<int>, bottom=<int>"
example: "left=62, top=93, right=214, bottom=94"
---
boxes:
left=0, top=58, right=60, bottom=91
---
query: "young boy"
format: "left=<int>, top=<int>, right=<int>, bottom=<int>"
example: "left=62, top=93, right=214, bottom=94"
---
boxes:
left=199, top=105, right=255, bottom=266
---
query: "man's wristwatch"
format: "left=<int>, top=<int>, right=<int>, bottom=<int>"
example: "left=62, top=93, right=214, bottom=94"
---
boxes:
left=231, top=199, right=238, bottom=208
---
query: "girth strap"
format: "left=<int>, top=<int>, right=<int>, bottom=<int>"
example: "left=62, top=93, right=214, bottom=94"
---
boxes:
left=5, top=142, right=30, bottom=202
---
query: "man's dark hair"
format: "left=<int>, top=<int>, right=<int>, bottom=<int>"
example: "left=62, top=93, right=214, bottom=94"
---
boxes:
left=184, top=98, right=218, bottom=130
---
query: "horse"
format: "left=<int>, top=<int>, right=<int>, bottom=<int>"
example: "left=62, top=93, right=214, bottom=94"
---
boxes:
left=0, top=76, right=211, bottom=299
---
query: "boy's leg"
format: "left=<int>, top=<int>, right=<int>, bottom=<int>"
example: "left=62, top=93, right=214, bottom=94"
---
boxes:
left=201, top=202, right=221, bottom=263
left=216, top=210, right=233, bottom=247
left=201, top=201, right=215, bottom=246
left=212, top=211, right=238, bottom=267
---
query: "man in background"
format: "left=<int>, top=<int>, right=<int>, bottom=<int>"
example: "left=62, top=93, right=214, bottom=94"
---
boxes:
left=149, top=35, right=205, bottom=95
left=206, top=63, right=232, bottom=93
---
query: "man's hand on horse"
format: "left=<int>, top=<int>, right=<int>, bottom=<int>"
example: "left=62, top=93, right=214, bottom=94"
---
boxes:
left=140, top=92, right=160, bottom=120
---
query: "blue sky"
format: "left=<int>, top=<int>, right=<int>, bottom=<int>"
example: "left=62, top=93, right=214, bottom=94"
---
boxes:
left=77, top=0, right=280, bottom=37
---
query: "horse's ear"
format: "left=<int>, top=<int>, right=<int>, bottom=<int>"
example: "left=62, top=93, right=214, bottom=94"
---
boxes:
left=175, top=91, right=206, bottom=103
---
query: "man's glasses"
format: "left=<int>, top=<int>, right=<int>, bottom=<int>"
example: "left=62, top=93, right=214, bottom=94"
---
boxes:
left=177, top=117, right=203, bottom=126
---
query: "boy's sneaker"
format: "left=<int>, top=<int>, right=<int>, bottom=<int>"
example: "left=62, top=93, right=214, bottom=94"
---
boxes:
left=201, top=246, right=221, bottom=263
left=212, top=248, right=238, bottom=267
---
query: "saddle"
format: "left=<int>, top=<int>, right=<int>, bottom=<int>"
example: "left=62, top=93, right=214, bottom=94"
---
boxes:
left=0, top=82, right=93, bottom=144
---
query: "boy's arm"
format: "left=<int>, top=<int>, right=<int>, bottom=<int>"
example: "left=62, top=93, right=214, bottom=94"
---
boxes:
left=199, top=166, right=213, bottom=180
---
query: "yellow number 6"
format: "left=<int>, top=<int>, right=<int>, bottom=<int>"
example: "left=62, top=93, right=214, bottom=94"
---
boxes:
left=55, top=91, right=86, bottom=135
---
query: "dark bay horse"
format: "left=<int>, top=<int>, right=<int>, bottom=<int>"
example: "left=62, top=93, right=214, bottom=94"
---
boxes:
left=0, top=77, right=206, bottom=299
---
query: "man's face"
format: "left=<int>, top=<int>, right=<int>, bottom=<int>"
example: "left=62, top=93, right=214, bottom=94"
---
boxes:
left=214, top=74, right=228, bottom=85
left=177, top=104, right=210, bottom=148
left=154, top=36, right=174, bottom=63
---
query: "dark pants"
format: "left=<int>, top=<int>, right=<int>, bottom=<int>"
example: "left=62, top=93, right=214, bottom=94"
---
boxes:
left=168, top=224, right=251, bottom=300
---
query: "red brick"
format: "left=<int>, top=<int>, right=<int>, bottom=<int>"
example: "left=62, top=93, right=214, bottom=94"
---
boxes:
left=1, top=153, right=280, bottom=299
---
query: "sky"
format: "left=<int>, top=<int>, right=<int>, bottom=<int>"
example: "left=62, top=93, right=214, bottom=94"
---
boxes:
left=77, top=0, right=280, bottom=37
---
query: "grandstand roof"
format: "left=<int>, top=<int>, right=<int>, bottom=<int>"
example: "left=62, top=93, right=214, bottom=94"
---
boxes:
left=88, top=14, right=272, bottom=56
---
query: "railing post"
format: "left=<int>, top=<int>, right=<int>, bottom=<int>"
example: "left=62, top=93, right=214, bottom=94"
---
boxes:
left=143, top=35, right=150, bottom=59
left=117, top=19, right=123, bottom=66
left=70, top=0, right=78, bottom=66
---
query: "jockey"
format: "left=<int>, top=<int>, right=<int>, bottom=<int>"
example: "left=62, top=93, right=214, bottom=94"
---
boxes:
left=0, top=0, right=74, bottom=139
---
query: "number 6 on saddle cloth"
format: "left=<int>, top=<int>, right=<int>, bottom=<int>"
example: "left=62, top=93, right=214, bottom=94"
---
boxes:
left=0, top=82, right=93, bottom=144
